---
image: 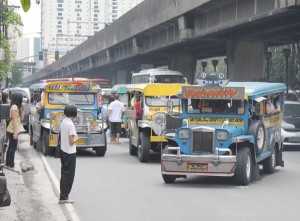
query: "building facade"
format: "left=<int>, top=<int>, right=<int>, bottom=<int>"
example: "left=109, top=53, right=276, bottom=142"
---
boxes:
left=41, top=0, right=143, bottom=65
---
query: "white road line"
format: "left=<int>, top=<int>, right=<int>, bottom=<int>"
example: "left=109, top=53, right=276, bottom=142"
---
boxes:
left=40, top=154, right=81, bottom=221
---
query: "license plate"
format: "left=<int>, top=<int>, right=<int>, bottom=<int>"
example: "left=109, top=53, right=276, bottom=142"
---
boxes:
left=76, top=139, right=85, bottom=145
left=187, top=163, right=208, bottom=171
left=289, top=137, right=300, bottom=142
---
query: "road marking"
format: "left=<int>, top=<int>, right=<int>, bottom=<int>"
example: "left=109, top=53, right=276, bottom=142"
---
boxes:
left=40, top=154, right=81, bottom=221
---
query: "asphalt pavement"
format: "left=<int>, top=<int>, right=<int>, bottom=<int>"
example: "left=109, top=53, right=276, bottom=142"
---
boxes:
left=0, top=133, right=69, bottom=221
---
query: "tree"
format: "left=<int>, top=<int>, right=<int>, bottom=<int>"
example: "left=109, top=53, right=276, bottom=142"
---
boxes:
left=0, top=2, right=23, bottom=82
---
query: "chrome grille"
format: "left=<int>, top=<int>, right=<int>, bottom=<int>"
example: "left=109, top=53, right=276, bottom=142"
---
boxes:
left=165, top=114, right=182, bottom=132
left=192, top=131, right=213, bottom=154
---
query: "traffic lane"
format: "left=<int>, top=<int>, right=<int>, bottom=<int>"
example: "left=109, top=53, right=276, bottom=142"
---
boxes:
left=46, top=140, right=300, bottom=221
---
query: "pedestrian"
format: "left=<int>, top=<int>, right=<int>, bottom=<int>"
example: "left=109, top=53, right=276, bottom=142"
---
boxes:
left=107, top=95, right=115, bottom=143
left=59, top=104, right=78, bottom=204
left=108, top=93, right=125, bottom=144
left=5, top=93, right=24, bottom=171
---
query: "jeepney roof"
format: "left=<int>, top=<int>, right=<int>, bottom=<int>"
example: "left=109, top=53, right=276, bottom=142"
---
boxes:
left=227, top=82, right=286, bottom=98
left=111, top=84, right=127, bottom=94
left=179, top=82, right=286, bottom=99
left=29, top=83, right=47, bottom=92
left=126, top=83, right=189, bottom=96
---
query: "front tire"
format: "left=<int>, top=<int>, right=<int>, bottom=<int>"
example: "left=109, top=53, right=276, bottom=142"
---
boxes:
left=162, top=174, right=176, bottom=184
left=95, top=135, right=107, bottom=156
left=137, top=131, right=150, bottom=162
left=42, top=130, right=52, bottom=156
left=235, top=146, right=252, bottom=186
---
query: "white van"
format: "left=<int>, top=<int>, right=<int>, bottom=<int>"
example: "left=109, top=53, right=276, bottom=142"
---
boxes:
left=131, top=68, right=187, bottom=84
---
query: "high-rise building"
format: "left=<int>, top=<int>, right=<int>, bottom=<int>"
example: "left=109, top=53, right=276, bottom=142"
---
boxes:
left=41, top=0, right=144, bottom=65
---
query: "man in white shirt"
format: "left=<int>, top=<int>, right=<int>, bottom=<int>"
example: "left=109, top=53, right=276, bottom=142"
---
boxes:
left=108, top=93, right=125, bottom=144
left=59, top=105, right=78, bottom=204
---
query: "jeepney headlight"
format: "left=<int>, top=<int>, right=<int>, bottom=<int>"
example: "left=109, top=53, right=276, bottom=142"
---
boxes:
left=85, top=113, right=94, bottom=122
left=216, top=131, right=228, bottom=140
left=90, top=125, right=101, bottom=133
left=155, top=115, right=164, bottom=125
left=178, top=129, right=189, bottom=138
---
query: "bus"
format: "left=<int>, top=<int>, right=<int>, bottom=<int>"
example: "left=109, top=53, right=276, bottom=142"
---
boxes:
left=131, top=68, right=187, bottom=84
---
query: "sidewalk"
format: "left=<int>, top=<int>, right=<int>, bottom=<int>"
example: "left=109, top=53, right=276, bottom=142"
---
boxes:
left=0, top=133, right=69, bottom=221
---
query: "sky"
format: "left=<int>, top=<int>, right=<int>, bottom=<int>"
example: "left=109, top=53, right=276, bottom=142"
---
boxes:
left=11, top=0, right=41, bottom=36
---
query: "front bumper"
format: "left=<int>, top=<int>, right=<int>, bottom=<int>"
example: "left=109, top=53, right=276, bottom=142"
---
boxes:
left=161, top=146, right=236, bottom=177
left=49, top=133, right=106, bottom=148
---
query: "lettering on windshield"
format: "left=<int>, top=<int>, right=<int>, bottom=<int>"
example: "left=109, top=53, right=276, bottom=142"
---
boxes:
left=182, top=86, right=245, bottom=100
left=188, top=117, right=245, bottom=126
left=49, top=83, right=92, bottom=91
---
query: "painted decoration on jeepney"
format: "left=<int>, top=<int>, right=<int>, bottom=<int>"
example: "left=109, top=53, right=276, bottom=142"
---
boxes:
left=263, top=113, right=283, bottom=129
left=196, top=72, right=229, bottom=86
left=46, top=82, right=94, bottom=92
left=188, top=117, right=245, bottom=126
left=182, top=86, right=245, bottom=100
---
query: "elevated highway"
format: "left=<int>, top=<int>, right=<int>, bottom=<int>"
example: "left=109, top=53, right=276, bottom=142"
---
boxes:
left=23, top=0, right=300, bottom=86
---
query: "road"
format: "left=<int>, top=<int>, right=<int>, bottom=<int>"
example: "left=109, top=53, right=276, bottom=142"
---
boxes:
left=43, top=135, right=300, bottom=221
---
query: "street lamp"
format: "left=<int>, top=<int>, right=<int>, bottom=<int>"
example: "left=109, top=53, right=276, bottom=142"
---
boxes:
left=282, top=48, right=291, bottom=94
left=264, top=51, right=272, bottom=82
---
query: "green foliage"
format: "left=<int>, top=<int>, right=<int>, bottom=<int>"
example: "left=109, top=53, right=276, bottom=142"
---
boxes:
left=0, top=7, right=23, bottom=80
left=20, top=0, right=31, bottom=12
left=268, top=44, right=300, bottom=90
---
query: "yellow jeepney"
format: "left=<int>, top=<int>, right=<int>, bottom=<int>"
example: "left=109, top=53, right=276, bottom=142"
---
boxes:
left=127, top=83, right=188, bottom=162
left=30, top=81, right=108, bottom=156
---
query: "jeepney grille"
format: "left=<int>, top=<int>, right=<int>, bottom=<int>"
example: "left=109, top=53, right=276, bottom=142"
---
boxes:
left=165, top=114, right=182, bottom=132
left=192, top=131, right=213, bottom=154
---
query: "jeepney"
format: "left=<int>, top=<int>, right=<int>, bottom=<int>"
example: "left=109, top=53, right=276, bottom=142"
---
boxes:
left=127, top=83, right=188, bottom=162
left=161, top=76, right=286, bottom=185
left=111, top=84, right=128, bottom=137
left=30, top=81, right=108, bottom=156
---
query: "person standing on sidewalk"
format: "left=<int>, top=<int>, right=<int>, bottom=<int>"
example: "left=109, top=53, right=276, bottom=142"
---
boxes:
left=59, top=105, right=78, bottom=204
left=6, top=93, right=24, bottom=171
left=108, top=93, right=125, bottom=144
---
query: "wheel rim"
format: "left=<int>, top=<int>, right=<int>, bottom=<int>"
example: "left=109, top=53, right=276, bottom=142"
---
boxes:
left=246, top=154, right=251, bottom=179
left=257, top=127, right=264, bottom=150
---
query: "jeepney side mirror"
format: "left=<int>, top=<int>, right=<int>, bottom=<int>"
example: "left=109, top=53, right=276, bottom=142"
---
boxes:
left=255, top=102, right=262, bottom=116
left=167, top=100, right=173, bottom=113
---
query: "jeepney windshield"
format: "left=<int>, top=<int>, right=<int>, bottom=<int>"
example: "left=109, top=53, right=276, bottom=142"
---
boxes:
left=48, top=92, right=95, bottom=105
left=145, top=96, right=180, bottom=107
left=186, top=99, right=245, bottom=115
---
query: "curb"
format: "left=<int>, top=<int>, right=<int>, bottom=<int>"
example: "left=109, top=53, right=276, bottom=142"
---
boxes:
left=40, top=154, right=81, bottom=221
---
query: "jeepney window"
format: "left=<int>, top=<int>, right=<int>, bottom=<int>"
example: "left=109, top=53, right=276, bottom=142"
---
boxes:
left=48, top=92, right=95, bottom=105
left=145, top=96, right=180, bottom=107
left=186, top=99, right=245, bottom=115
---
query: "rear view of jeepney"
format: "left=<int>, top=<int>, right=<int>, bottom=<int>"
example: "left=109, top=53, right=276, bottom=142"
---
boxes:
left=31, top=81, right=108, bottom=156
left=162, top=80, right=286, bottom=185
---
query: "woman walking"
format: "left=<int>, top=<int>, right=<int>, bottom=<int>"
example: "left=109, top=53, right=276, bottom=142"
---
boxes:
left=6, top=93, right=24, bottom=171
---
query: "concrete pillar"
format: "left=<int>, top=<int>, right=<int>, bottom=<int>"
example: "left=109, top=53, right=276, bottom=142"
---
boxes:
left=168, top=55, right=196, bottom=84
left=227, top=40, right=266, bottom=81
